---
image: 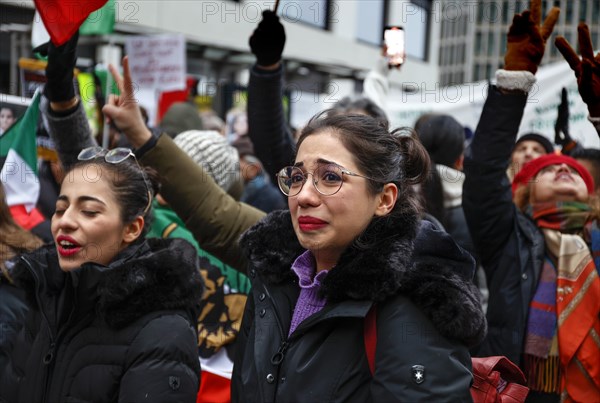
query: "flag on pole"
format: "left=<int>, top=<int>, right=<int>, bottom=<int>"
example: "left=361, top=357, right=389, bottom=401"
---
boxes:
left=33, top=0, right=109, bottom=46
left=0, top=91, right=41, bottom=211
left=80, top=0, right=115, bottom=36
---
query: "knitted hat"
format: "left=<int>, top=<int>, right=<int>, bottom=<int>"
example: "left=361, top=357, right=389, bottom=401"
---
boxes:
left=514, top=133, right=554, bottom=154
left=160, top=102, right=203, bottom=138
left=512, top=153, right=594, bottom=195
left=173, top=130, right=240, bottom=193
left=414, top=114, right=465, bottom=167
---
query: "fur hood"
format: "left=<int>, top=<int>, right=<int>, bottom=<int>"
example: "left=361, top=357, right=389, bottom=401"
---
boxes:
left=240, top=210, right=487, bottom=347
left=12, top=238, right=204, bottom=329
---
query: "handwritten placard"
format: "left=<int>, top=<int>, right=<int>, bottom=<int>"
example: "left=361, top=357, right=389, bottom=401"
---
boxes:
left=125, top=34, right=186, bottom=92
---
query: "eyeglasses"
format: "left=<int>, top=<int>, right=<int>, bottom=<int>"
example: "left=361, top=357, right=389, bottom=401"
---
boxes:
left=77, top=146, right=153, bottom=214
left=276, top=163, right=376, bottom=197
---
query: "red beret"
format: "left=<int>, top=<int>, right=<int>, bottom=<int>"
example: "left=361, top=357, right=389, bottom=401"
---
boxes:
left=512, top=153, right=595, bottom=195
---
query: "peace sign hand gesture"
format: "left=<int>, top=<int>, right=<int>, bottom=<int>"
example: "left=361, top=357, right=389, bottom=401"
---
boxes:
left=504, top=0, right=559, bottom=74
left=555, top=23, right=600, bottom=117
left=102, top=56, right=153, bottom=148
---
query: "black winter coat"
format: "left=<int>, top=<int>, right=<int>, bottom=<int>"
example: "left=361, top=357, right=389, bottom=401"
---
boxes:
left=232, top=210, right=487, bottom=402
left=0, top=238, right=204, bottom=403
left=463, top=86, right=545, bottom=364
left=247, top=64, right=295, bottom=181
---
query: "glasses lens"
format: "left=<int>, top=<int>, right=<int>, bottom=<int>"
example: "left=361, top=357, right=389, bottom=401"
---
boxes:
left=77, top=146, right=105, bottom=161
left=277, top=166, right=305, bottom=196
left=315, top=164, right=343, bottom=195
left=105, top=148, right=133, bottom=164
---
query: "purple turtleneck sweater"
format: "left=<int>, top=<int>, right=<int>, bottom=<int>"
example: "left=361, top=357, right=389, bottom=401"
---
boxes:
left=288, top=250, right=328, bottom=336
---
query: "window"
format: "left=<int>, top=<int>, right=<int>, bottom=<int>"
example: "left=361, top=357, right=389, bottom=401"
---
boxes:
left=279, top=0, right=329, bottom=29
left=474, top=64, right=481, bottom=81
left=454, top=71, right=464, bottom=84
left=579, top=1, right=587, bottom=20
left=477, top=2, right=485, bottom=24
left=541, top=0, right=548, bottom=20
left=486, top=64, right=493, bottom=80
left=475, top=32, right=483, bottom=53
left=462, top=16, right=468, bottom=35
left=593, top=0, right=599, bottom=25
left=356, top=0, right=386, bottom=45
left=565, top=1, right=573, bottom=24
left=502, top=1, right=510, bottom=24
left=487, top=33, right=495, bottom=56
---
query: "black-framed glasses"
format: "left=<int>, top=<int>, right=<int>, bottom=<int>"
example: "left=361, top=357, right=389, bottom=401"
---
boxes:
left=77, top=146, right=153, bottom=214
left=276, top=163, right=376, bottom=197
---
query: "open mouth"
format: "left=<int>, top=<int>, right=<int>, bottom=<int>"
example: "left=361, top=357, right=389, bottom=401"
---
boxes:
left=555, top=173, right=574, bottom=182
left=56, top=236, right=82, bottom=257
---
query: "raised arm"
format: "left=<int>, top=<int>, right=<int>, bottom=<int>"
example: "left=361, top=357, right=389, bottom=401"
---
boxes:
left=247, top=10, right=295, bottom=180
left=40, top=32, right=96, bottom=168
left=103, top=58, right=265, bottom=271
left=463, top=0, right=559, bottom=266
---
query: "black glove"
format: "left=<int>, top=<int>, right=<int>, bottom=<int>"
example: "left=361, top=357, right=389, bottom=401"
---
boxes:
left=249, top=10, right=286, bottom=66
left=554, top=87, right=572, bottom=146
left=37, top=32, right=79, bottom=102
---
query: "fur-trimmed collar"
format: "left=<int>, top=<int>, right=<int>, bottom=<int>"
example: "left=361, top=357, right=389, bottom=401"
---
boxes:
left=240, top=210, right=487, bottom=347
left=12, top=238, right=204, bottom=329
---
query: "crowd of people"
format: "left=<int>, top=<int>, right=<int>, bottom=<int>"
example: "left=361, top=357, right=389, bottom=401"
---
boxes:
left=0, top=0, right=599, bottom=401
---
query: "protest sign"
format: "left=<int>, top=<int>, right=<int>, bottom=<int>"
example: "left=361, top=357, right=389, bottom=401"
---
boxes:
left=125, top=34, right=187, bottom=92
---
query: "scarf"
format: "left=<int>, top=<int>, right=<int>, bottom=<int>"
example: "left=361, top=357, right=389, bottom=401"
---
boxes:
left=525, top=202, right=600, bottom=401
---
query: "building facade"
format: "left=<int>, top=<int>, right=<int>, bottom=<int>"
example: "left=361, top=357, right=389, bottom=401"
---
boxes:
left=1, top=0, right=441, bottom=116
left=438, top=0, right=600, bottom=87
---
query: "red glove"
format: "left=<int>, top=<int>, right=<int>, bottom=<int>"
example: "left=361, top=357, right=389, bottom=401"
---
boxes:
left=504, top=0, right=559, bottom=74
left=555, top=23, right=600, bottom=117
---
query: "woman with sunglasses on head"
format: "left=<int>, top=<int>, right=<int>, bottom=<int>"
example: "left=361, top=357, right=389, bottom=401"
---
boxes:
left=0, top=145, right=204, bottom=402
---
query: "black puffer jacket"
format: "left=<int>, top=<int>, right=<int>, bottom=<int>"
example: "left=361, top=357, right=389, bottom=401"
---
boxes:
left=463, top=86, right=545, bottom=364
left=0, top=238, right=204, bottom=403
left=232, top=210, right=487, bottom=402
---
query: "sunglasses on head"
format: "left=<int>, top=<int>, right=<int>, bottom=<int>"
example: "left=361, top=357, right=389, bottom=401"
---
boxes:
left=77, top=146, right=153, bottom=215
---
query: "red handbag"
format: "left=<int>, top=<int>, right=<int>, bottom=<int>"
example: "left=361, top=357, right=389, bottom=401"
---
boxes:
left=470, top=356, right=529, bottom=403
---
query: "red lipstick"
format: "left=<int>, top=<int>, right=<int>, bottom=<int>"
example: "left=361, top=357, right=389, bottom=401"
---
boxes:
left=298, top=216, right=327, bottom=231
left=56, top=235, right=82, bottom=257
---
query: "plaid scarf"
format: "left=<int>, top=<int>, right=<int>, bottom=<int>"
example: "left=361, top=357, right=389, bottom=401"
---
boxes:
left=525, top=202, right=600, bottom=401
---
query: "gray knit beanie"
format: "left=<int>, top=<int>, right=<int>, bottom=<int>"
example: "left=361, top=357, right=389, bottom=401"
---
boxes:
left=173, top=130, right=240, bottom=193
left=160, top=102, right=204, bottom=138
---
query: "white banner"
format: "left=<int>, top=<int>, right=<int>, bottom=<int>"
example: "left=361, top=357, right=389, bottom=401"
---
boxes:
left=125, top=34, right=186, bottom=92
left=387, top=60, right=599, bottom=149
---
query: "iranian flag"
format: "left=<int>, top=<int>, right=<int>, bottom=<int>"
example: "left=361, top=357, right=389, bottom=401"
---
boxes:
left=33, top=0, right=109, bottom=46
left=0, top=91, right=41, bottom=212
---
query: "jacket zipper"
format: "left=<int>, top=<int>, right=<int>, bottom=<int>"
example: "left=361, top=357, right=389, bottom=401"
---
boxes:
left=21, top=256, right=56, bottom=403
left=261, top=284, right=289, bottom=393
